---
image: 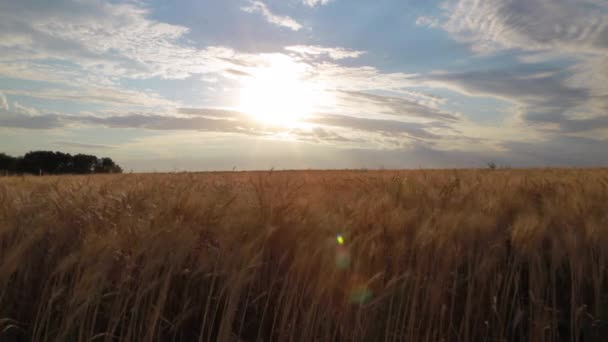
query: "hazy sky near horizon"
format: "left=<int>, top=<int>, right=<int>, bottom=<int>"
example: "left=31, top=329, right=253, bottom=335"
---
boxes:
left=0, top=0, right=607, bottom=171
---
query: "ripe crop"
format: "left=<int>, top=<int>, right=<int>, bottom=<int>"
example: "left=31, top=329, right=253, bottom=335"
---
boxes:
left=1, top=169, right=607, bottom=341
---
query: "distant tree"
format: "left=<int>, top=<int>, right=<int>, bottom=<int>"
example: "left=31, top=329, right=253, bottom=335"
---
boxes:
left=21, top=151, right=56, bottom=174
left=23, top=151, right=60, bottom=173
left=21, top=151, right=79, bottom=174
left=94, top=157, right=123, bottom=174
left=0, top=151, right=122, bottom=175
left=72, top=154, right=99, bottom=174
left=0, top=153, right=15, bottom=172
left=13, top=157, right=24, bottom=174
left=55, top=152, right=74, bottom=173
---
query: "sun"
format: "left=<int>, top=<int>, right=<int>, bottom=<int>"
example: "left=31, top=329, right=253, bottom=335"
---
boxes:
left=238, top=55, right=323, bottom=126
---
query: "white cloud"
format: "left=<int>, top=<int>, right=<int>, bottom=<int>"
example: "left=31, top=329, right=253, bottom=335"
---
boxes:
left=53, top=141, right=116, bottom=149
left=0, top=1, right=253, bottom=82
left=0, top=92, right=8, bottom=110
left=241, top=1, right=303, bottom=31
left=0, top=0, right=485, bottom=152
left=335, top=91, right=454, bottom=122
left=304, top=61, right=418, bottom=93
left=439, top=0, right=608, bottom=56
left=13, top=102, right=40, bottom=116
left=3, top=87, right=178, bottom=111
left=0, top=0, right=430, bottom=120
left=418, top=0, right=608, bottom=139
left=302, top=0, right=333, bottom=7
left=0, top=62, right=107, bottom=86
left=2, top=0, right=606, bottom=167
left=2, top=0, right=571, bottom=153
left=415, top=16, right=440, bottom=28
left=285, top=45, right=365, bottom=60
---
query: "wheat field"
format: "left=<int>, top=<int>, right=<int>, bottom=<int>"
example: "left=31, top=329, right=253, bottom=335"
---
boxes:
left=0, top=169, right=607, bottom=341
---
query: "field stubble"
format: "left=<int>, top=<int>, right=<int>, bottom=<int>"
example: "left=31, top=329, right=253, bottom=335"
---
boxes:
left=0, top=169, right=607, bottom=341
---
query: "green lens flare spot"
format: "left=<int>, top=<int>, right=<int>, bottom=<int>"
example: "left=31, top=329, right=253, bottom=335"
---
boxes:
left=350, top=287, right=373, bottom=304
left=335, top=252, right=351, bottom=269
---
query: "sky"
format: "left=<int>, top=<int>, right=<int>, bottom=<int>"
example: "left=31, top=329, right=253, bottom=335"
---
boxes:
left=0, top=0, right=606, bottom=171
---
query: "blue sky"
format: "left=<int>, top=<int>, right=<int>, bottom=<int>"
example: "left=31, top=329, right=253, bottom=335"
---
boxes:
left=0, top=0, right=607, bottom=171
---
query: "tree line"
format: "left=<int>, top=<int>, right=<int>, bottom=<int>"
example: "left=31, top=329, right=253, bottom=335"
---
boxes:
left=0, top=151, right=122, bottom=175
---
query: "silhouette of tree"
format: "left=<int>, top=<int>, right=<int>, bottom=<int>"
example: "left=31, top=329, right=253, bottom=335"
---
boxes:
left=0, top=151, right=123, bottom=175
left=95, top=157, right=123, bottom=174
left=71, top=154, right=99, bottom=174
left=0, top=153, right=16, bottom=174
left=21, top=151, right=66, bottom=174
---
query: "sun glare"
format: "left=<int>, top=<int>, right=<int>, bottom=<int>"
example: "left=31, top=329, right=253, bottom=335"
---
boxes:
left=238, top=55, right=327, bottom=126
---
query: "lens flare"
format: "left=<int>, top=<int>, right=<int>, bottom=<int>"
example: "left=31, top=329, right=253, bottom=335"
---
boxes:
left=335, top=246, right=351, bottom=269
left=348, top=275, right=373, bottom=304
left=350, top=285, right=373, bottom=304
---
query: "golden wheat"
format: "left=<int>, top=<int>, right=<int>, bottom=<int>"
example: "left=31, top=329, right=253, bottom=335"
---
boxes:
left=0, top=169, right=607, bottom=341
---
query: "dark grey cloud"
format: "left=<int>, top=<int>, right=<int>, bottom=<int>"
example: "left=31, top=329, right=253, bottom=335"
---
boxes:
left=523, top=112, right=608, bottom=133
left=408, top=0, right=608, bottom=147
left=217, top=57, right=253, bottom=68
left=0, top=107, right=451, bottom=146
left=429, top=67, right=586, bottom=107
left=424, top=0, right=608, bottom=137
left=338, top=91, right=457, bottom=121
left=441, top=0, right=608, bottom=54
left=75, top=113, right=276, bottom=135
left=4, top=110, right=606, bottom=169
left=119, top=134, right=608, bottom=172
left=289, top=127, right=362, bottom=144
left=342, top=135, right=608, bottom=169
left=53, top=141, right=115, bottom=149
left=81, top=111, right=447, bottom=143
left=501, top=136, right=608, bottom=167
left=305, top=113, right=443, bottom=140
left=0, top=109, right=63, bottom=129
left=224, top=68, right=252, bottom=77
left=424, top=65, right=608, bottom=133
left=0, top=108, right=263, bottom=134
left=177, top=108, right=247, bottom=118
left=3, top=88, right=176, bottom=109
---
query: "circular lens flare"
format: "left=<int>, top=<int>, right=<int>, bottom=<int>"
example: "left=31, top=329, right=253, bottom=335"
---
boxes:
left=335, top=246, right=351, bottom=269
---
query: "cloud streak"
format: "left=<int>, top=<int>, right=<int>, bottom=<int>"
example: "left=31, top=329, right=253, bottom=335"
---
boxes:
left=0, top=105, right=457, bottom=148
left=418, top=0, right=608, bottom=138
left=3, top=87, right=177, bottom=110
left=241, top=1, right=303, bottom=31
left=0, top=0, right=266, bottom=82
left=286, top=45, right=365, bottom=60
left=302, top=0, right=333, bottom=7
left=440, top=0, right=608, bottom=55
left=337, top=91, right=456, bottom=121
left=306, top=113, right=443, bottom=140
left=2, top=0, right=607, bottom=168
left=53, top=141, right=116, bottom=149
left=0, top=92, right=8, bottom=111
left=0, top=109, right=63, bottom=130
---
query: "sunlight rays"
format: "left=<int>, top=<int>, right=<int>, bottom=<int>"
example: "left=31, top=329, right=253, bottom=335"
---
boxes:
left=237, top=54, right=333, bottom=127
